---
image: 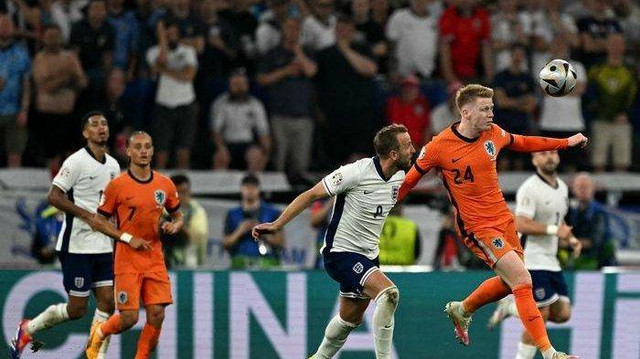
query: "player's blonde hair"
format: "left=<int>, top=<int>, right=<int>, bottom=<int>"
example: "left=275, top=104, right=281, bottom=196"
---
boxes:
left=455, top=84, right=494, bottom=113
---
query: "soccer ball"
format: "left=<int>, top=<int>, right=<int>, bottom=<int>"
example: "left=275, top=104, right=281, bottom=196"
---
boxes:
left=538, top=59, right=577, bottom=97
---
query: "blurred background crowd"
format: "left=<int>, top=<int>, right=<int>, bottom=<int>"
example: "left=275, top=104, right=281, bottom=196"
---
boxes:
left=0, top=0, right=638, bottom=178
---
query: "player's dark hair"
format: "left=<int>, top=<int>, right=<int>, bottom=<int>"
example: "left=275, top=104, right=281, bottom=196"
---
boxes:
left=455, top=84, right=494, bottom=112
left=125, top=131, right=152, bottom=147
left=171, top=174, right=190, bottom=187
left=373, top=124, right=408, bottom=158
left=81, top=111, right=106, bottom=130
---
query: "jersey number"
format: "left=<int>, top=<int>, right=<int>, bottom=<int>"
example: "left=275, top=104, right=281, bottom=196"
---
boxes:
left=453, top=166, right=475, bottom=184
left=374, top=205, right=383, bottom=218
left=127, top=206, right=137, bottom=221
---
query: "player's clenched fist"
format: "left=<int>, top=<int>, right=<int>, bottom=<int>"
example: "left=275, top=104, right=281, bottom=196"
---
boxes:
left=130, top=237, right=152, bottom=251
left=252, top=222, right=279, bottom=241
left=161, top=219, right=183, bottom=235
left=567, top=133, right=588, bottom=148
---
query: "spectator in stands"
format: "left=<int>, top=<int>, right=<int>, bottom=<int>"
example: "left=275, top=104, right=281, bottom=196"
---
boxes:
left=568, top=172, right=617, bottom=269
left=386, top=75, right=431, bottom=148
left=493, top=45, right=537, bottom=170
left=589, top=34, right=637, bottom=172
left=31, top=204, right=62, bottom=265
left=529, top=0, right=579, bottom=77
left=439, top=0, right=493, bottom=84
left=430, top=81, right=461, bottom=135
left=301, top=0, right=336, bottom=51
left=577, top=0, right=622, bottom=68
left=379, top=205, right=421, bottom=265
left=0, top=15, right=31, bottom=167
left=351, top=0, right=387, bottom=71
left=163, top=174, right=209, bottom=268
left=310, top=197, right=333, bottom=269
left=223, top=173, right=284, bottom=269
left=146, top=19, right=198, bottom=169
left=50, top=0, right=84, bottom=42
left=211, top=69, right=271, bottom=172
left=257, top=17, right=317, bottom=180
left=371, top=0, right=391, bottom=28
left=218, top=0, right=258, bottom=72
left=538, top=35, right=587, bottom=172
left=612, top=0, right=640, bottom=70
left=69, top=0, right=114, bottom=94
left=386, top=0, right=438, bottom=79
left=315, top=14, right=378, bottom=166
left=107, top=0, right=139, bottom=73
left=32, top=25, right=87, bottom=171
left=165, top=0, right=205, bottom=54
left=255, top=0, right=290, bottom=56
left=491, top=0, right=531, bottom=73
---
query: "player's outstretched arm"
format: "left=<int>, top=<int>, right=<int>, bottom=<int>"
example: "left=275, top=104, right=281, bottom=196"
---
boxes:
left=252, top=181, right=330, bottom=239
left=509, top=132, right=588, bottom=153
left=398, top=165, right=425, bottom=202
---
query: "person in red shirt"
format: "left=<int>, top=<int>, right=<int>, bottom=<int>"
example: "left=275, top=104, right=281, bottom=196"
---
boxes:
left=439, top=0, right=494, bottom=84
left=85, top=131, right=184, bottom=359
left=399, top=84, right=586, bottom=359
left=386, top=75, right=431, bottom=148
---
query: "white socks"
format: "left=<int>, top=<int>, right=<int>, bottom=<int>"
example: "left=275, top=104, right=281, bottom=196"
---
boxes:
left=92, top=309, right=112, bottom=358
left=311, top=315, right=359, bottom=359
left=541, top=347, right=558, bottom=359
left=27, top=303, right=69, bottom=335
left=516, top=342, right=537, bottom=359
left=373, top=286, right=399, bottom=359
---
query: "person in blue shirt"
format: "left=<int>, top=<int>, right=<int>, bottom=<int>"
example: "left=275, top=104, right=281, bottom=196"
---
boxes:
left=223, top=173, right=284, bottom=268
left=0, top=15, right=31, bottom=167
left=107, top=0, right=140, bottom=72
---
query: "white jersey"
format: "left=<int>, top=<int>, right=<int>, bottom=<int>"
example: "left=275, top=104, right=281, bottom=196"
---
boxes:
left=320, top=157, right=405, bottom=260
left=52, top=147, right=121, bottom=254
left=515, top=174, right=569, bottom=271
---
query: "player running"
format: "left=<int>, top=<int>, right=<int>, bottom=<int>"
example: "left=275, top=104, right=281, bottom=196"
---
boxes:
left=9, top=112, right=136, bottom=358
left=487, top=150, right=582, bottom=359
left=253, top=124, right=415, bottom=359
left=399, top=84, right=587, bottom=359
left=85, top=131, right=183, bottom=359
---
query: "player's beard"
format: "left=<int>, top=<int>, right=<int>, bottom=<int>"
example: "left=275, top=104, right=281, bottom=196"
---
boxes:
left=541, top=162, right=558, bottom=176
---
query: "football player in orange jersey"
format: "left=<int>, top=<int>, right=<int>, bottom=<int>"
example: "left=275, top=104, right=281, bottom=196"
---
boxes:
left=85, top=131, right=183, bottom=359
left=399, top=84, right=587, bottom=359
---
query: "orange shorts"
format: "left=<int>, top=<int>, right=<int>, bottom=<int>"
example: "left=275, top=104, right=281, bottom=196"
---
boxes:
left=462, top=218, right=524, bottom=268
left=114, top=271, right=173, bottom=311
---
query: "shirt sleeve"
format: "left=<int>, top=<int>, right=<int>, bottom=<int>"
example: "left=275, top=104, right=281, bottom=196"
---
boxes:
left=210, top=97, right=225, bottom=133
left=398, top=141, right=439, bottom=202
left=321, top=162, right=361, bottom=197
left=97, top=180, right=118, bottom=217
left=385, top=12, right=401, bottom=41
left=515, top=184, right=536, bottom=218
left=51, top=157, right=80, bottom=192
left=185, top=46, right=198, bottom=68
left=223, top=211, right=235, bottom=235
left=165, top=181, right=181, bottom=213
left=146, top=46, right=159, bottom=67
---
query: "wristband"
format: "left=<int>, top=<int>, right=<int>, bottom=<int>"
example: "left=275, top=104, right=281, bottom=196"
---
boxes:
left=120, top=233, right=133, bottom=243
left=546, top=225, right=559, bottom=236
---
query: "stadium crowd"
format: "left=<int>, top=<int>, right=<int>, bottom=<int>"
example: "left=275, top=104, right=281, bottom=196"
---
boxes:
left=0, top=0, right=638, bottom=177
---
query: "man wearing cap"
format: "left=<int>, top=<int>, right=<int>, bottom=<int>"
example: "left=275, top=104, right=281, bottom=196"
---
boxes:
left=222, top=174, right=284, bottom=269
left=385, top=75, right=431, bottom=148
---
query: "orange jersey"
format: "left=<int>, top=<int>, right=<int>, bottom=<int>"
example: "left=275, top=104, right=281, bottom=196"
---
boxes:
left=98, top=170, right=180, bottom=274
left=400, top=123, right=568, bottom=236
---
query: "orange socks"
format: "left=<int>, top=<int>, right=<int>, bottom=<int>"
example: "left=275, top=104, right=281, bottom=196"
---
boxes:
left=462, top=276, right=511, bottom=314
left=100, top=314, right=122, bottom=336
left=134, top=323, right=162, bottom=359
left=512, top=284, right=551, bottom=352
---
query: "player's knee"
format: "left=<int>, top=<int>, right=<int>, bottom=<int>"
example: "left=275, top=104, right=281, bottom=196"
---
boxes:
left=120, top=311, right=139, bottom=330
left=66, top=302, right=88, bottom=320
left=97, top=297, right=115, bottom=315
left=377, top=286, right=400, bottom=310
left=147, top=307, right=165, bottom=326
left=553, top=305, right=571, bottom=323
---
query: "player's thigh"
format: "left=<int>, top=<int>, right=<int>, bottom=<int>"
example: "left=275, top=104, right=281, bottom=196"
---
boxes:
left=323, top=251, right=381, bottom=301
left=91, top=253, right=115, bottom=311
left=59, top=252, right=94, bottom=299
left=465, top=223, right=522, bottom=269
left=141, top=271, right=173, bottom=307
left=362, top=270, right=395, bottom=300
left=494, top=251, right=531, bottom=289
left=339, top=296, right=370, bottom=325
left=115, top=273, right=144, bottom=311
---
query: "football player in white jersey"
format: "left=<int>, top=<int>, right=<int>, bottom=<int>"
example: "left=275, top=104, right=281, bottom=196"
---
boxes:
left=253, top=124, right=415, bottom=359
left=10, top=112, right=149, bottom=358
left=488, top=150, right=582, bottom=359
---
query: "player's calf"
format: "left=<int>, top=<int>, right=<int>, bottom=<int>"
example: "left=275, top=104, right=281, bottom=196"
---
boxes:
left=549, top=301, right=571, bottom=324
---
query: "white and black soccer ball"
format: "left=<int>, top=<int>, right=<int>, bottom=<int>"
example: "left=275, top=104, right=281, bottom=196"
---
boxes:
left=538, top=59, right=577, bottom=97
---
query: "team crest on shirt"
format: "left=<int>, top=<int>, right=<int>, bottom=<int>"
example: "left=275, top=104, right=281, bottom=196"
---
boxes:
left=391, top=186, right=399, bottom=202
left=353, top=262, right=364, bottom=274
left=535, top=288, right=546, bottom=300
left=117, top=291, right=128, bottom=304
left=330, top=172, right=343, bottom=187
left=492, top=237, right=504, bottom=249
left=154, top=190, right=166, bottom=207
left=74, top=277, right=84, bottom=288
left=484, top=140, right=496, bottom=159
